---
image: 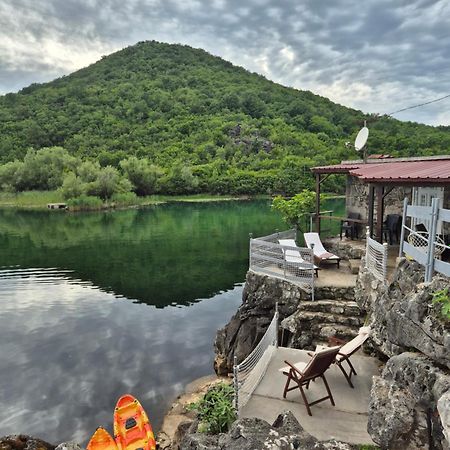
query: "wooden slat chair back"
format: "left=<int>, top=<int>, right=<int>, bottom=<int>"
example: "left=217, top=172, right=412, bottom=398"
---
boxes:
left=329, top=328, right=371, bottom=388
left=280, top=346, right=341, bottom=416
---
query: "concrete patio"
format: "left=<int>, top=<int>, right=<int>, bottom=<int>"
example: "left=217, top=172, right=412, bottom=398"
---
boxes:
left=240, top=346, right=381, bottom=445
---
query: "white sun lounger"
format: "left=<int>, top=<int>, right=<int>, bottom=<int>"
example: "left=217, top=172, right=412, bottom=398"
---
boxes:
left=278, top=239, right=319, bottom=277
left=303, top=232, right=341, bottom=268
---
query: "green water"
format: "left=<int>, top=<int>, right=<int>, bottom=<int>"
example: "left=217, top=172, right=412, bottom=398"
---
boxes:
left=0, top=198, right=344, bottom=444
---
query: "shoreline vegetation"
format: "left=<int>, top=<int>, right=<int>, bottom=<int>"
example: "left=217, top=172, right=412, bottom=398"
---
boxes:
left=0, top=190, right=344, bottom=211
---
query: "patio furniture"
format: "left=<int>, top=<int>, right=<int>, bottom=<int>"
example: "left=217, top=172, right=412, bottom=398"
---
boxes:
left=382, top=214, right=402, bottom=244
left=279, top=346, right=340, bottom=416
left=278, top=239, right=320, bottom=277
left=304, top=232, right=341, bottom=268
left=340, top=212, right=361, bottom=240
left=327, top=326, right=371, bottom=388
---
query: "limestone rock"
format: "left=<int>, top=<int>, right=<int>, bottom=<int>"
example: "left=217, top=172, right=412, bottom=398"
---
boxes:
left=54, top=444, right=82, bottom=450
left=214, top=271, right=307, bottom=375
left=179, top=411, right=358, bottom=449
left=438, top=392, right=450, bottom=444
left=355, top=258, right=450, bottom=369
left=368, top=352, right=450, bottom=450
left=0, top=436, right=55, bottom=450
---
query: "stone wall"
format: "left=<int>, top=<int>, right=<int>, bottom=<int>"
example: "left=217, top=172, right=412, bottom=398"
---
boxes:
left=346, top=175, right=411, bottom=219
left=355, top=258, right=450, bottom=449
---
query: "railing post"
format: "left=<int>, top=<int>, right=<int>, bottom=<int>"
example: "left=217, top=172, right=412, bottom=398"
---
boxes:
left=399, top=197, right=408, bottom=257
left=382, top=242, right=388, bottom=282
left=275, top=302, right=279, bottom=348
left=249, top=233, right=253, bottom=270
left=233, top=355, right=239, bottom=414
left=425, top=198, right=439, bottom=282
left=365, top=226, right=370, bottom=269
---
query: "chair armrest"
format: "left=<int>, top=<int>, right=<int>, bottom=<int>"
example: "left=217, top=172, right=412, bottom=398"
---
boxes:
left=284, top=360, right=304, bottom=375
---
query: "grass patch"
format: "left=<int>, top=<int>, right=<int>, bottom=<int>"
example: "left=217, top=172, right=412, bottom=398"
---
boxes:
left=0, top=191, right=261, bottom=210
left=0, top=191, right=65, bottom=209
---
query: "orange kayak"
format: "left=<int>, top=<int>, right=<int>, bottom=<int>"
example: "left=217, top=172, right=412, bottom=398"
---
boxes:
left=113, top=394, right=156, bottom=450
left=87, top=427, right=118, bottom=450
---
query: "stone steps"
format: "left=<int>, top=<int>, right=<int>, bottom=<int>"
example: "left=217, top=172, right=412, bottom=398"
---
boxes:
left=294, top=310, right=363, bottom=327
left=298, top=299, right=362, bottom=317
left=314, top=285, right=356, bottom=301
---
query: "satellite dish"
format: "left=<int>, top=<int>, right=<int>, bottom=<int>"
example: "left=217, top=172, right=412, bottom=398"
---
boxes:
left=354, top=126, right=369, bottom=152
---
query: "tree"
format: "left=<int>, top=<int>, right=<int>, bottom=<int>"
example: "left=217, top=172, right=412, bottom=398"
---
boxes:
left=120, top=157, right=163, bottom=196
left=271, top=189, right=320, bottom=231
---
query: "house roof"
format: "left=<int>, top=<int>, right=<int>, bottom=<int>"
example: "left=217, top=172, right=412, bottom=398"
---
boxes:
left=312, top=155, right=450, bottom=185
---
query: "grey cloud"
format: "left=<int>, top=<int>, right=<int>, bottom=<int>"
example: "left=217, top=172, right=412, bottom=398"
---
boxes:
left=0, top=0, right=449, bottom=125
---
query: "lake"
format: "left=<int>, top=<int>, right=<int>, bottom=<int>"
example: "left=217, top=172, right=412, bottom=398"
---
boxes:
left=0, top=198, right=343, bottom=444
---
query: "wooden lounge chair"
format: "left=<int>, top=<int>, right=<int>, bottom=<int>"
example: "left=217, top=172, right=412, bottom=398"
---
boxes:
left=279, top=346, right=340, bottom=416
left=304, top=232, right=341, bottom=268
left=328, top=326, right=371, bottom=388
left=278, top=239, right=320, bottom=277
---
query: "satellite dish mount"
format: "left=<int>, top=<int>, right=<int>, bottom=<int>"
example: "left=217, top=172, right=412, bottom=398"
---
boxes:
left=354, top=120, right=369, bottom=162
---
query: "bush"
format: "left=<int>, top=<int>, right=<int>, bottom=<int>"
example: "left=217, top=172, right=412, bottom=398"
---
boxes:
left=188, top=383, right=236, bottom=434
left=66, top=195, right=103, bottom=211
left=120, top=157, right=163, bottom=196
left=87, top=165, right=133, bottom=200
left=432, top=287, right=450, bottom=320
left=60, top=172, right=86, bottom=200
left=110, top=191, right=138, bottom=205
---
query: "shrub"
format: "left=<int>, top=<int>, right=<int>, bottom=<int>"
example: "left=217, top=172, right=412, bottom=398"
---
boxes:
left=120, top=157, right=163, bottom=196
left=66, top=195, right=103, bottom=211
left=188, top=383, right=236, bottom=434
left=60, top=172, right=86, bottom=200
left=87, top=165, right=133, bottom=200
left=110, top=191, right=138, bottom=205
left=432, top=287, right=450, bottom=320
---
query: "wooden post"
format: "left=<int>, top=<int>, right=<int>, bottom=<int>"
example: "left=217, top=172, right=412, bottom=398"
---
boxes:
left=315, top=173, right=321, bottom=234
left=375, top=185, right=384, bottom=243
left=368, top=185, right=375, bottom=238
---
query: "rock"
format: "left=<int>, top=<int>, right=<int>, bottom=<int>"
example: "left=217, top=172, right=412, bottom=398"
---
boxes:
left=355, top=258, right=450, bottom=369
left=54, top=444, right=82, bottom=450
left=438, top=392, right=450, bottom=444
left=368, top=352, right=450, bottom=450
left=0, top=436, right=55, bottom=450
left=179, top=411, right=358, bottom=449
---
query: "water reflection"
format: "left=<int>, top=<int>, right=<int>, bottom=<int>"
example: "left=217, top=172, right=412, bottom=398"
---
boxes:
left=0, top=201, right=285, bottom=307
left=0, top=268, right=242, bottom=444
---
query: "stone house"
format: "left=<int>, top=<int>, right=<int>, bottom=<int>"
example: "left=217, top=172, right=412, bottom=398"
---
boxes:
left=312, top=155, right=450, bottom=241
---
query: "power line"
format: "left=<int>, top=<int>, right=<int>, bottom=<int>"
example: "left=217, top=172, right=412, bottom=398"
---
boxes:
left=387, top=93, right=450, bottom=116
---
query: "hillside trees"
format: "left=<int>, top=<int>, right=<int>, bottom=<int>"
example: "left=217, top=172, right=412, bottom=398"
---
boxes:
left=0, top=41, right=448, bottom=199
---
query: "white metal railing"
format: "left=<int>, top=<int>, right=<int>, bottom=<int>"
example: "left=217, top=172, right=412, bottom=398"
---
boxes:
left=399, top=197, right=450, bottom=282
left=249, top=229, right=315, bottom=296
left=365, top=227, right=388, bottom=282
left=233, top=306, right=278, bottom=413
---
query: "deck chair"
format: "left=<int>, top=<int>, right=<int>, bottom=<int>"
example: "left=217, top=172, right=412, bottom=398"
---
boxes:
left=279, top=346, right=340, bottom=416
left=278, top=239, right=320, bottom=277
left=328, top=327, right=371, bottom=388
left=304, top=232, right=341, bottom=268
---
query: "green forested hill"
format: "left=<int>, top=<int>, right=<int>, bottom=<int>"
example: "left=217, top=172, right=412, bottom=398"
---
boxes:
left=0, top=40, right=449, bottom=197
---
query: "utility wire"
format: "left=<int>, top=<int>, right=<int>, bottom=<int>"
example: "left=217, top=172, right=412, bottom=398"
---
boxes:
left=387, top=93, right=450, bottom=116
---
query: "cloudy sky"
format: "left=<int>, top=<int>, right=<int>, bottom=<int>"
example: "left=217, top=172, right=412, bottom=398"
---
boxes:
left=1, top=0, right=450, bottom=125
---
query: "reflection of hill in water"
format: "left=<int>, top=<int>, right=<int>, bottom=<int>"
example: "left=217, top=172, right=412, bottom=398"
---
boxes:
left=0, top=201, right=290, bottom=307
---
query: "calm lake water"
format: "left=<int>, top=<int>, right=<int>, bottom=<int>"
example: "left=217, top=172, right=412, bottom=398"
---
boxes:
left=0, top=198, right=343, bottom=444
